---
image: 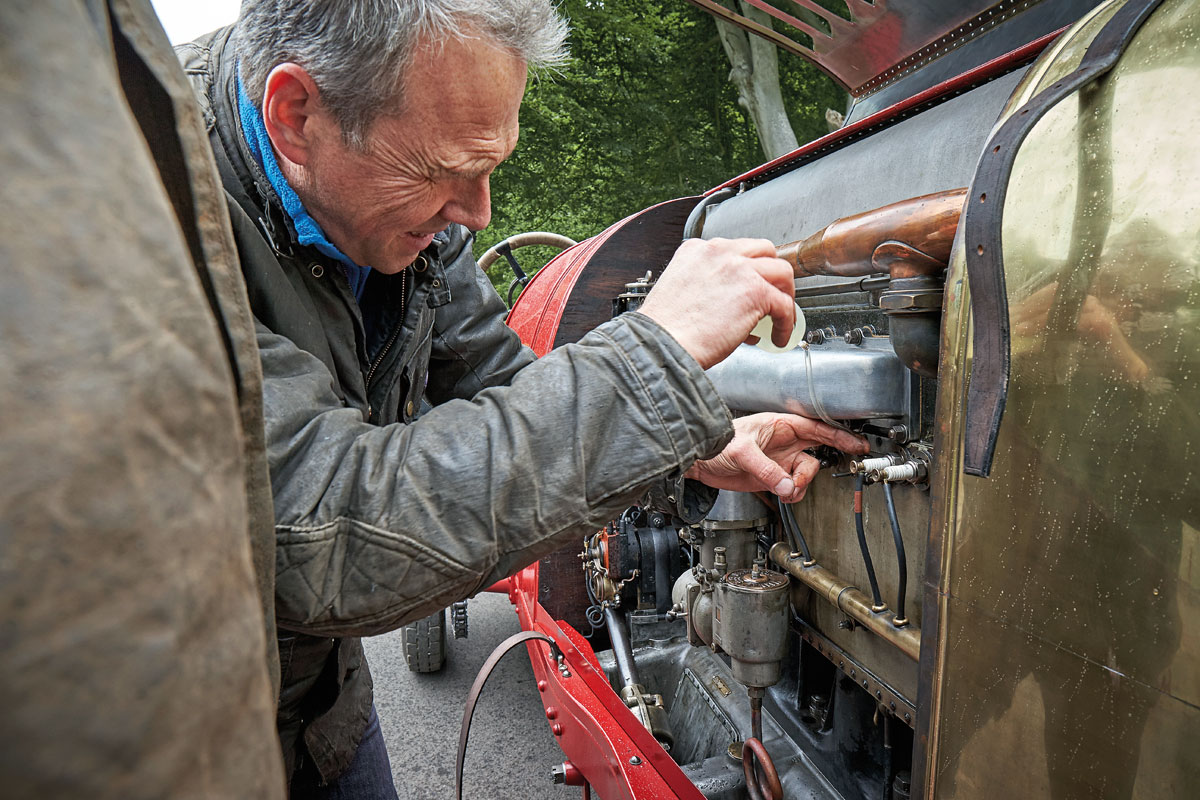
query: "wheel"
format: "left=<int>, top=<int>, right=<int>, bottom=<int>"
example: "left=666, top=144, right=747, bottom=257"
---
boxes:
left=402, top=608, right=447, bottom=673
left=477, top=231, right=578, bottom=305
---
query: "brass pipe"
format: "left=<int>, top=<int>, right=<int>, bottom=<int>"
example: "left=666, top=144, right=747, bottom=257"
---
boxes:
left=776, top=189, right=967, bottom=280
left=769, top=542, right=920, bottom=661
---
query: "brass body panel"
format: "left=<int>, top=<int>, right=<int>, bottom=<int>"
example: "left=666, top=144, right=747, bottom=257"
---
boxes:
left=925, top=1, right=1200, bottom=796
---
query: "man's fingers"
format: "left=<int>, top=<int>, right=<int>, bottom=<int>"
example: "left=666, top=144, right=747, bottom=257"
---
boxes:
left=759, top=274, right=796, bottom=348
left=716, top=237, right=779, bottom=259
left=729, top=439, right=796, bottom=499
left=777, top=414, right=869, bottom=454
left=789, top=454, right=822, bottom=501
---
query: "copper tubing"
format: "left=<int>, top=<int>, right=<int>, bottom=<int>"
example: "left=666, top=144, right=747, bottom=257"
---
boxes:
left=769, top=542, right=921, bottom=661
left=742, top=738, right=783, bottom=800
left=776, top=189, right=967, bottom=279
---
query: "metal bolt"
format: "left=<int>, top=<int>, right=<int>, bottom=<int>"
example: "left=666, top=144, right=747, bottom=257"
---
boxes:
left=805, top=328, right=826, bottom=345
left=844, top=327, right=864, bottom=345
left=888, top=425, right=909, bottom=443
left=629, top=756, right=642, bottom=766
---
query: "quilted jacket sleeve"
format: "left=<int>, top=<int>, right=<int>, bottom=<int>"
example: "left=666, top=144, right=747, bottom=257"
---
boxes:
left=263, top=311, right=733, bottom=636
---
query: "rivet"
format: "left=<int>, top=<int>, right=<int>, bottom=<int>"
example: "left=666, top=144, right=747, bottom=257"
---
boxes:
left=546, top=707, right=558, bottom=720
left=310, top=263, right=325, bottom=278
left=405, top=400, right=415, bottom=417
left=537, top=680, right=547, bottom=692
left=552, top=723, right=564, bottom=736
left=432, top=278, right=441, bottom=288
left=629, top=756, right=642, bottom=766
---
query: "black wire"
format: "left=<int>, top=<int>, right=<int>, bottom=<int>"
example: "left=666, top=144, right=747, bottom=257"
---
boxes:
left=881, top=482, right=908, bottom=622
left=854, top=474, right=884, bottom=609
left=777, top=498, right=812, bottom=563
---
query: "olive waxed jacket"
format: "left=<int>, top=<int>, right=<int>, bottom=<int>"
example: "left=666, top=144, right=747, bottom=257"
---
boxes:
left=179, top=25, right=734, bottom=785
left=1, top=2, right=284, bottom=797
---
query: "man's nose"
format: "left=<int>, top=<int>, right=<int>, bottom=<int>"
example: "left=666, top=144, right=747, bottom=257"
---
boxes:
left=444, top=176, right=492, bottom=232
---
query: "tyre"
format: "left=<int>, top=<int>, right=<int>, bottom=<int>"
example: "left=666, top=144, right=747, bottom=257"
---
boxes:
left=402, top=608, right=447, bottom=673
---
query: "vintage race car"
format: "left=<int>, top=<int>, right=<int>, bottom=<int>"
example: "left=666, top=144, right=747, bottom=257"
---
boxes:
left=494, top=1, right=1199, bottom=797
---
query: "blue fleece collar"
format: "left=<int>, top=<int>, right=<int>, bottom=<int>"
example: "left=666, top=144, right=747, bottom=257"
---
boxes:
left=236, top=73, right=371, bottom=300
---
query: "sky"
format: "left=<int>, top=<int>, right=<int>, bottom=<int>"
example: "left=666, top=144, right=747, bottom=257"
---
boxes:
left=150, top=0, right=240, bottom=44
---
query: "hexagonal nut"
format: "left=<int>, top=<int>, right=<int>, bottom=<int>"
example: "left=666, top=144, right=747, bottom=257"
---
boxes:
left=879, top=290, right=943, bottom=311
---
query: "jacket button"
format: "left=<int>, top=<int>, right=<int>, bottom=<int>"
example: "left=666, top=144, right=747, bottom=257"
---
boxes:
left=405, top=400, right=415, bottom=417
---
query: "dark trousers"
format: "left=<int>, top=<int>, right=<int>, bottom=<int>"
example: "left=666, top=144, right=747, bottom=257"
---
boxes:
left=291, top=705, right=399, bottom=800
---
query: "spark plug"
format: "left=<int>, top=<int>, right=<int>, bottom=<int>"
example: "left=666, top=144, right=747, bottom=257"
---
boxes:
left=850, top=454, right=903, bottom=475
left=872, top=461, right=928, bottom=484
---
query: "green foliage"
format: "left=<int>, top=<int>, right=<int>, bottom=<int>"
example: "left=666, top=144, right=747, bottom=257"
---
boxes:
left=477, top=0, right=845, bottom=295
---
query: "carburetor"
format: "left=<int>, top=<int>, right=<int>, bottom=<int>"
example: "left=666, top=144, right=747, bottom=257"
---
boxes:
left=713, top=561, right=790, bottom=690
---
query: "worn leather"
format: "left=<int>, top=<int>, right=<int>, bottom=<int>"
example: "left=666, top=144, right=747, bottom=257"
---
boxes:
left=179, top=25, right=735, bottom=785
left=0, top=1, right=284, bottom=797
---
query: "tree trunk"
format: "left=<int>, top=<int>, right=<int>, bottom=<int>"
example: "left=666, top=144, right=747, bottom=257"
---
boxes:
left=715, top=2, right=799, bottom=161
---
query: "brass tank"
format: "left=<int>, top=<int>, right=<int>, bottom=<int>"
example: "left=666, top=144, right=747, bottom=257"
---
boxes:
left=924, top=0, right=1200, bottom=796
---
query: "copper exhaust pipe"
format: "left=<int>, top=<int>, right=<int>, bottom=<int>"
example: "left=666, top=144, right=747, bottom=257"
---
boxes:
left=776, top=189, right=967, bottom=280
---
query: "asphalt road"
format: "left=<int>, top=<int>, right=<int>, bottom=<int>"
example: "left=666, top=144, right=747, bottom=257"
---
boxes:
left=364, top=592, right=576, bottom=800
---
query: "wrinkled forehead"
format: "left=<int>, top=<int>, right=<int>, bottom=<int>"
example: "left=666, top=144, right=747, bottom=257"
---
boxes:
left=396, top=30, right=529, bottom=125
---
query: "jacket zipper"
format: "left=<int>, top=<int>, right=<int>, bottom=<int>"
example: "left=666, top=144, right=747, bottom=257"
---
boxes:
left=364, top=268, right=407, bottom=393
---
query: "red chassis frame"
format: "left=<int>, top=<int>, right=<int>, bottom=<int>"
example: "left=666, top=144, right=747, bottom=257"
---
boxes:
left=495, top=30, right=1065, bottom=799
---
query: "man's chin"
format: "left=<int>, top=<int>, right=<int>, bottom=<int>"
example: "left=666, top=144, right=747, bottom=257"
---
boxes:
left=368, top=251, right=422, bottom=275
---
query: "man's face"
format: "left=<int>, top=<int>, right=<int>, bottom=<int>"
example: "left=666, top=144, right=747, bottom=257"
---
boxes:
left=295, top=35, right=527, bottom=273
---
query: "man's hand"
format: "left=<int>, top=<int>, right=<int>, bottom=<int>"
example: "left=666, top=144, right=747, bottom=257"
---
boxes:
left=639, top=238, right=796, bottom=369
left=687, top=413, right=869, bottom=503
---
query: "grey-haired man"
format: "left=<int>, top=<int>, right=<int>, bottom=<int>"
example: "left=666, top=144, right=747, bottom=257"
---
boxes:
left=179, top=1, right=864, bottom=795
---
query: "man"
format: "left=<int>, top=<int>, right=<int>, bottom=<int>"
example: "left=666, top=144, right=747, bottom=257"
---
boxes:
left=179, top=0, right=865, bottom=795
left=1, top=1, right=285, bottom=797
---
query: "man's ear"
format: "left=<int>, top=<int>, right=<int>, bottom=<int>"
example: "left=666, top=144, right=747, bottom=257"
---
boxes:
left=261, top=63, right=325, bottom=167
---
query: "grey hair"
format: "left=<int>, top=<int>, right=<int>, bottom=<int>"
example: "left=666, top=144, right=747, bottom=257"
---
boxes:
left=235, top=0, right=569, bottom=147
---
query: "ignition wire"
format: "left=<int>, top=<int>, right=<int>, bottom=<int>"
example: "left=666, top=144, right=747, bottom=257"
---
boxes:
left=854, top=474, right=885, bottom=610
left=881, top=482, right=909, bottom=625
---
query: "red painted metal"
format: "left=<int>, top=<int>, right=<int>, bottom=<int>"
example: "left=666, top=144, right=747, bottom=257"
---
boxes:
left=711, top=27, right=1067, bottom=193
left=501, top=563, right=705, bottom=800
left=506, top=207, right=643, bottom=357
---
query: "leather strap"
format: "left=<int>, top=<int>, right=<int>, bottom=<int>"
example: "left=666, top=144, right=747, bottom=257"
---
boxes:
left=455, top=630, right=561, bottom=800
left=962, top=0, right=1164, bottom=476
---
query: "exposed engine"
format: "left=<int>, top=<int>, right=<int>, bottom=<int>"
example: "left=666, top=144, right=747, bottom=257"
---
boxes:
left=578, top=213, right=945, bottom=796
